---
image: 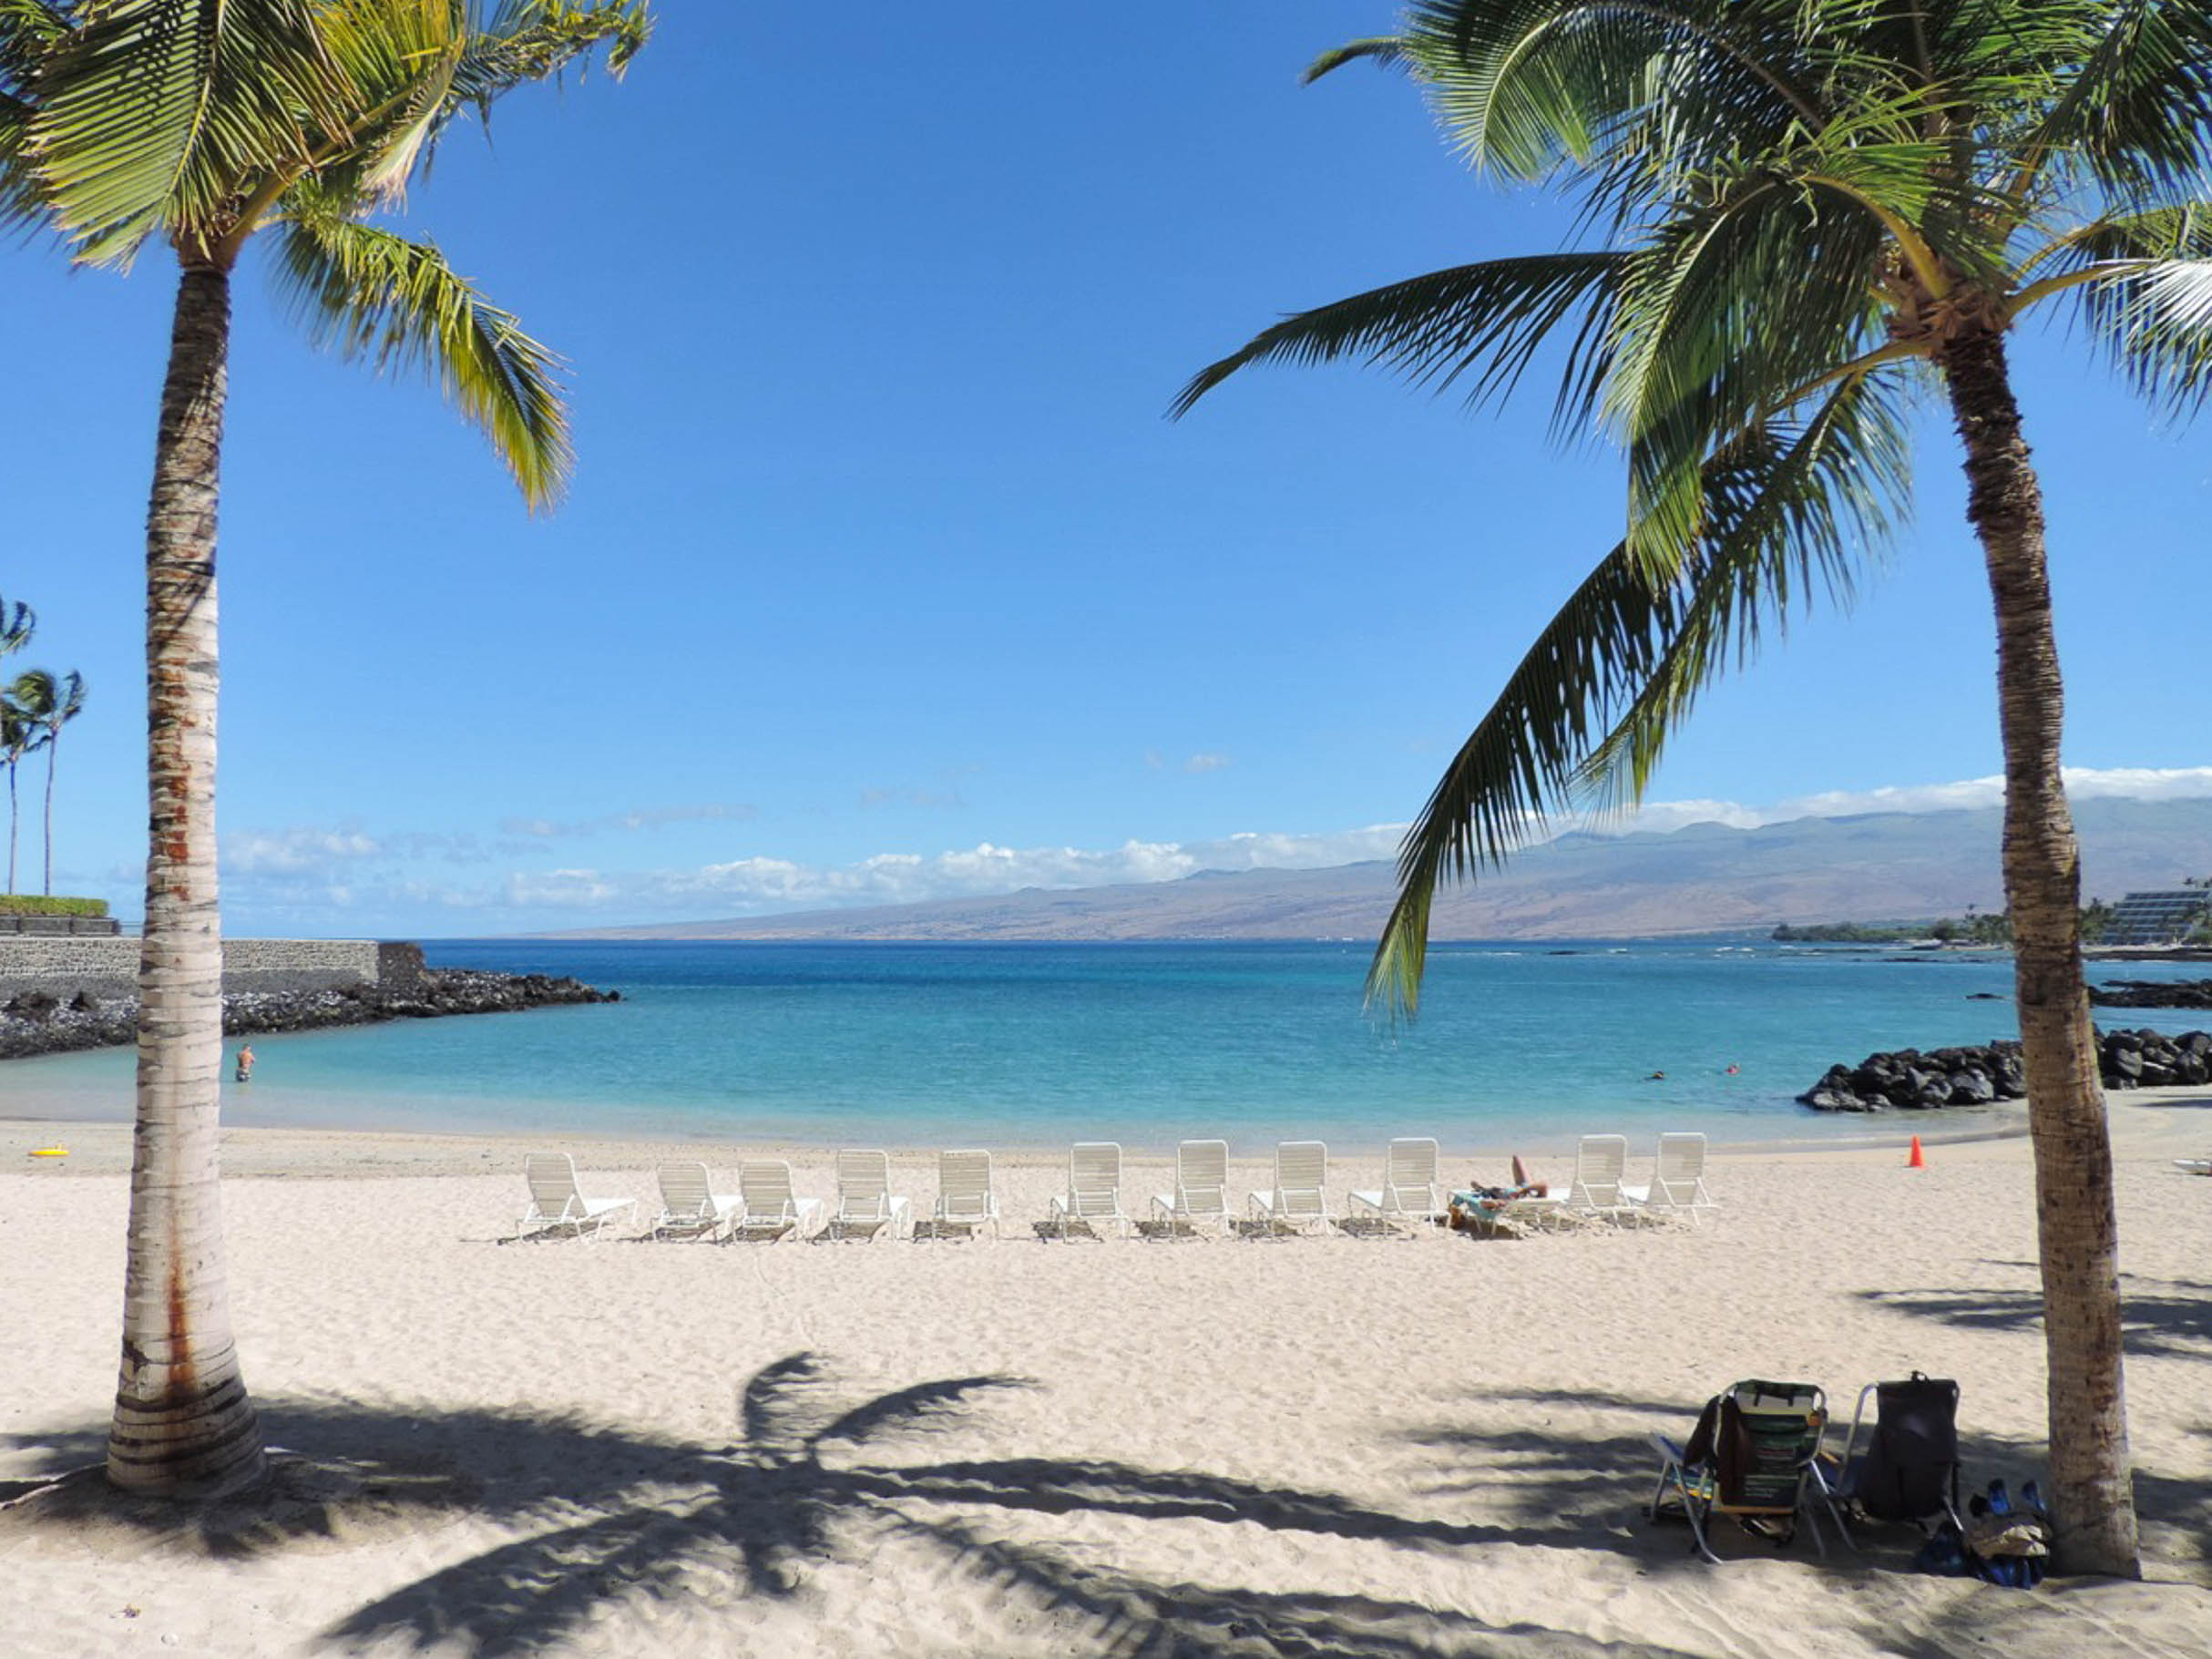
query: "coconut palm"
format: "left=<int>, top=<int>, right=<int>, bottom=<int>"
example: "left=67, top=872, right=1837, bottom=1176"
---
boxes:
left=1174, top=0, right=2212, bottom=1575
left=0, top=0, right=650, bottom=1497
left=10, top=667, right=86, bottom=896
left=0, top=695, right=39, bottom=896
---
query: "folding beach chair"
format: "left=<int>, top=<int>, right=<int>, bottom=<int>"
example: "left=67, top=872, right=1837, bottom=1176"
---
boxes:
left=1622, top=1132, right=1717, bottom=1225
left=1650, top=1380, right=1835, bottom=1562
left=650, top=1159, right=741, bottom=1240
left=518, top=1152, right=636, bottom=1241
left=1150, top=1139, right=1234, bottom=1237
left=1347, top=1137, right=1445, bottom=1234
left=824, top=1148, right=910, bottom=1241
left=1048, top=1142, right=1131, bottom=1238
left=1811, top=1373, right=1963, bottom=1539
left=731, top=1159, right=823, bottom=1242
left=1250, top=1141, right=1330, bottom=1235
left=1561, top=1133, right=1631, bottom=1224
left=930, top=1148, right=1000, bottom=1239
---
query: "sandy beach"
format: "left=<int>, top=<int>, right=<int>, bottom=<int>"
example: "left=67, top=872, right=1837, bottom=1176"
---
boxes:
left=3, top=1100, right=2209, bottom=1657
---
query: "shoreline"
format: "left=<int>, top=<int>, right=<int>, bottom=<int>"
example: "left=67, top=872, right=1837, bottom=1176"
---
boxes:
left=7, top=1087, right=2207, bottom=1182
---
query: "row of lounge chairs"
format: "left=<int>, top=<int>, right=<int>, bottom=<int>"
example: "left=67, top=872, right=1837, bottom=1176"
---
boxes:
left=517, top=1131, right=1715, bottom=1243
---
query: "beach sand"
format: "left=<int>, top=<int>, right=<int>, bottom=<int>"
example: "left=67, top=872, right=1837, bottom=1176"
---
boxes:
left=2, top=1099, right=2209, bottom=1656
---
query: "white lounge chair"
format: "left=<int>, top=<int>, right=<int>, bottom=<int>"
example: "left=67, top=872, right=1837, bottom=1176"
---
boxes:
left=732, top=1159, right=823, bottom=1242
left=1250, top=1140, right=1330, bottom=1235
left=1048, top=1142, right=1131, bottom=1238
left=518, top=1152, right=636, bottom=1241
left=650, top=1159, right=742, bottom=1240
left=2176, top=1158, right=2211, bottom=1176
left=1623, top=1132, right=1717, bottom=1224
left=1348, top=1137, right=1445, bottom=1234
left=1151, top=1138, right=1233, bottom=1236
left=825, top=1148, right=911, bottom=1241
left=1561, top=1133, right=1632, bottom=1224
left=930, top=1148, right=1000, bottom=1239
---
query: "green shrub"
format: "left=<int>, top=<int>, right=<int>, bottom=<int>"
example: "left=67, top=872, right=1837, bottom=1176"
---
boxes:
left=0, top=896, right=109, bottom=917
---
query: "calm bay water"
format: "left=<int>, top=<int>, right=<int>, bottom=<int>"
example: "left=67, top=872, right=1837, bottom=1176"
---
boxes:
left=5, top=939, right=2205, bottom=1150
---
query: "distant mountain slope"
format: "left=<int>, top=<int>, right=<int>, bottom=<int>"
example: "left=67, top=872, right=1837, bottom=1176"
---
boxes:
left=534, top=797, right=2212, bottom=942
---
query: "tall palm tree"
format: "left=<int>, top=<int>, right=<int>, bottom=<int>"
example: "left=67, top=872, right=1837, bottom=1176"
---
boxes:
left=0, top=598, right=36, bottom=890
left=11, top=667, right=87, bottom=896
left=0, top=0, right=651, bottom=1497
left=0, top=695, right=38, bottom=896
left=1175, top=0, right=2212, bottom=1576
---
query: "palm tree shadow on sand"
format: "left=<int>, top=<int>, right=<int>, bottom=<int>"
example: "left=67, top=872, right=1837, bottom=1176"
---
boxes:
left=5, top=1353, right=1713, bottom=1658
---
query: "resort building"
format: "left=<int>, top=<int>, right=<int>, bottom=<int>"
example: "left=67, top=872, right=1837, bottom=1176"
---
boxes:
left=2105, top=888, right=2212, bottom=945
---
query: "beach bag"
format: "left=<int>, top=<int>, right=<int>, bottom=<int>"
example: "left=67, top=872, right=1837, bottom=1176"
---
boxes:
left=1964, top=1479, right=2049, bottom=1588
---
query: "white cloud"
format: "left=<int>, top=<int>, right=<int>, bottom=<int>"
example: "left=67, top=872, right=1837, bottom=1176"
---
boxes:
left=214, top=765, right=2212, bottom=927
left=224, top=826, right=383, bottom=873
left=1183, top=753, right=1231, bottom=773
left=499, top=803, right=756, bottom=839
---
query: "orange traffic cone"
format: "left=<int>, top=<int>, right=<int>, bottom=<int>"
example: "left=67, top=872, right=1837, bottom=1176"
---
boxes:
left=1908, top=1134, right=1927, bottom=1170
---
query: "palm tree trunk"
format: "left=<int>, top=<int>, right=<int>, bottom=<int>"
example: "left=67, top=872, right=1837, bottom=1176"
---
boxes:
left=108, top=263, right=263, bottom=1496
left=42, top=731, right=56, bottom=896
left=6, top=760, right=15, bottom=895
left=1943, top=323, right=2138, bottom=1577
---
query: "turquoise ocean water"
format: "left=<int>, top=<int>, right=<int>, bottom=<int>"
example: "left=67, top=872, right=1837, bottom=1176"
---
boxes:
left=4, top=939, right=2206, bottom=1150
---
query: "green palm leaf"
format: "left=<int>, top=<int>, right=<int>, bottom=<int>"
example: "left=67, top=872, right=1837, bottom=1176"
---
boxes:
left=1173, top=251, right=1625, bottom=434
left=273, top=194, right=573, bottom=506
left=1366, top=369, right=1910, bottom=1019
left=29, top=0, right=351, bottom=266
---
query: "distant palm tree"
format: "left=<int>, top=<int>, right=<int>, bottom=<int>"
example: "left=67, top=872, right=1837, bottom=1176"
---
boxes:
left=1175, top=0, right=2212, bottom=1575
left=10, top=668, right=87, bottom=896
left=0, top=696, right=37, bottom=896
left=0, top=599, right=36, bottom=890
left=0, top=595, right=31, bottom=662
left=0, top=0, right=650, bottom=1498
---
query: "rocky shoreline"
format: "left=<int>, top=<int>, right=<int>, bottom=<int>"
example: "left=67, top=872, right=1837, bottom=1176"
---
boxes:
left=1799, top=1027, right=2212, bottom=1111
left=0, top=968, right=620, bottom=1061
left=2088, top=978, right=2212, bottom=1010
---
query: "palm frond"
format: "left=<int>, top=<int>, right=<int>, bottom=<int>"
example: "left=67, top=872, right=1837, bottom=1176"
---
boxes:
left=272, top=195, right=573, bottom=507
left=452, top=0, right=650, bottom=108
left=2009, top=0, right=2212, bottom=198
left=2082, top=254, right=2212, bottom=418
left=1577, top=370, right=1910, bottom=809
left=1604, top=160, right=1889, bottom=578
left=0, top=0, right=68, bottom=92
left=1399, top=0, right=1825, bottom=191
left=1304, top=37, right=1408, bottom=84
left=1364, top=539, right=1674, bottom=1018
left=1365, top=368, right=1910, bottom=1019
left=29, top=0, right=351, bottom=266
left=1172, top=251, right=1624, bottom=431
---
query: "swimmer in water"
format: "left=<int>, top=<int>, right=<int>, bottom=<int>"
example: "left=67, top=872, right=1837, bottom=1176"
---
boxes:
left=235, top=1043, right=255, bottom=1082
left=1646, top=1070, right=1666, bottom=1081
left=1724, top=1063, right=1740, bottom=1075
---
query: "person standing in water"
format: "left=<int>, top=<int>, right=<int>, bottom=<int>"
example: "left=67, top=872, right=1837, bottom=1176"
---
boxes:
left=235, top=1044, right=255, bottom=1083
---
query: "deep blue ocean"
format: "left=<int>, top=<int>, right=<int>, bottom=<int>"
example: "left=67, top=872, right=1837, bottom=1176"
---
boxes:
left=5, top=939, right=2205, bottom=1150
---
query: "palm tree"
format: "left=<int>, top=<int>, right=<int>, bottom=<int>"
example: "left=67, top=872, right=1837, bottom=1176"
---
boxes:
left=0, top=594, right=35, bottom=893
left=1174, top=0, right=2212, bottom=1576
left=0, top=0, right=651, bottom=1497
left=10, top=667, right=87, bottom=896
left=0, top=695, right=38, bottom=896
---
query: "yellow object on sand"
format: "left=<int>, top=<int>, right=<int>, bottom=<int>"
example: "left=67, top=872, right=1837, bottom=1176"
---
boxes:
left=29, top=1147, right=68, bottom=1158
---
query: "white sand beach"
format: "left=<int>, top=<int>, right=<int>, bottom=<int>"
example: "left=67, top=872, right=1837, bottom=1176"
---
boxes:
left=3, top=1100, right=2210, bottom=1657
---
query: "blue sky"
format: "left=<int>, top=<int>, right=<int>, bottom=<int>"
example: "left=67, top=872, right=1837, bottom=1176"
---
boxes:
left=11, top=4, right=2212, bottom=937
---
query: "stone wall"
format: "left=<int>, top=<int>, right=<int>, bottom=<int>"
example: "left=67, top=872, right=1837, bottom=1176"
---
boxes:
left=0, top=937, right=386, bottom=999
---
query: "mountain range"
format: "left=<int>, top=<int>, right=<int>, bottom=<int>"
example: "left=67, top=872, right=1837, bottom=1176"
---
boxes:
left=536, top=796, right=2212, bottom=943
